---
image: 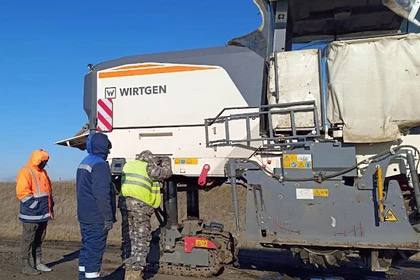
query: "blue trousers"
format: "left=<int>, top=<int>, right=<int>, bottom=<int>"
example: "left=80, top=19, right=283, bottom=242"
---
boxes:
left=78, top=223, right=108, bottom=279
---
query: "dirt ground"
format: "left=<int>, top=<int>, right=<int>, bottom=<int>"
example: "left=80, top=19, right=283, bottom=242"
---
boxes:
left=2, top=182, right=420, bottom=279
left=0, top=240, right=285, bottom=280
left=1, top=239, right=420, bottom=280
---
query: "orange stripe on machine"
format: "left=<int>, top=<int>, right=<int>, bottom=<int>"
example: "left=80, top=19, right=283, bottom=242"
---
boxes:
left=98, top=65, right=217, bottom=79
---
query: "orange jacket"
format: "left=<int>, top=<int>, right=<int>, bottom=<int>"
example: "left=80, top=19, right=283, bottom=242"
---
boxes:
left=16, top=150, right=53, bottom=216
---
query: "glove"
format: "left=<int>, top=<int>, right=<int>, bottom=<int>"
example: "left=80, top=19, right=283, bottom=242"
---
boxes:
left=104, top=220, right=113, bottom=231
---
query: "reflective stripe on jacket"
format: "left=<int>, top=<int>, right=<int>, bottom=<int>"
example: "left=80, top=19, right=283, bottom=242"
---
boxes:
left=76, top=132, right=116, bottom=224
left=121, top=160, right=161, bottom=208
left=16, top=150, right=53, bottom=223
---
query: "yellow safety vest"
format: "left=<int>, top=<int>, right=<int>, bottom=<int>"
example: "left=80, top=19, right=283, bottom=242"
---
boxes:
left=121, top=160, right=161, bottom=208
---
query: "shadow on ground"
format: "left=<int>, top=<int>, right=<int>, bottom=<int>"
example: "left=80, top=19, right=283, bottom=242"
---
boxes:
left=47, top=249, right=80, bottom=268
left=102, top=266, right=125, bottom=280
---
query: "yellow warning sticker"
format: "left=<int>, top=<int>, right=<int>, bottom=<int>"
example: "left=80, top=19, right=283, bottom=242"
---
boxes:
left=195, top=239, right=209, bottom=248
left=174, top=158, right=198, bottom=165
left=283, top=154, right=312, bottom=169
left=314, top=189, right=329, bottom=197
left=296, top=188, right=329, bottom=199
left=384, top=209, right=398, bottom=222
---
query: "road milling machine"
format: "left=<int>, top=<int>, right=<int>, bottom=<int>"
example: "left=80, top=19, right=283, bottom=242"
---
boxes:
left=58, top=0, right=420, bottom=276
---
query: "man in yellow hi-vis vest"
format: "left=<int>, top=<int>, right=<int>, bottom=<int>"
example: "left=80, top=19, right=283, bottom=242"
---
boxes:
left=119, top=150, right=171, bottom=280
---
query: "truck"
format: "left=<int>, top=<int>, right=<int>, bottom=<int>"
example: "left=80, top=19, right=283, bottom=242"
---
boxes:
left=58, top=0, right=420, bottom=276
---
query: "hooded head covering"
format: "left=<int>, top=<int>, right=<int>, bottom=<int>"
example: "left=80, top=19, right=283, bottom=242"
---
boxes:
left=86, top=132, right=111, bottom=159
left=27, top=150, right=49, bottom=169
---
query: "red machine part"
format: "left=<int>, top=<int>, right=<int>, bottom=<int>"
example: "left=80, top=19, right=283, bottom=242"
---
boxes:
left=198, top=164, right=211, bottom=187
left=184, top=236, right=217, bottom=253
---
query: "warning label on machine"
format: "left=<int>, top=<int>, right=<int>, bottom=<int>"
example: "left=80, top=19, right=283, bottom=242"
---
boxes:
left=283, top=154, right=312, bottom=169
left=296, top=188, right=329, bottom=199
left=174, top=158, right=198, bottom=165
left=314, top=188, right=329, bottom=197
left=384, top=209, right=398, bottom=222
left=296, top=188, right=314, bottom=199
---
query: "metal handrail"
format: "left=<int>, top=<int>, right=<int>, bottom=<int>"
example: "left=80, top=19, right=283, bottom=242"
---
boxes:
left=205, top=101, right=321, bottom=150
left=206, top=100, right=317, bottom=126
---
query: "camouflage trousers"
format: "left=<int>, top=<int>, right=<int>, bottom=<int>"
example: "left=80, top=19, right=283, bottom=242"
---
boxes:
left=119, top=196, right=154, bottom=271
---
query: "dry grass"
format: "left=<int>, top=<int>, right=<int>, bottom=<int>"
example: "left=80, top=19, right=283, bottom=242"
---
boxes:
left=0, top=182, right=21, bottom=241
left=0, top=182, right=121, bottom=245
left=179, top=185, right=247, bottom=234
left=0, top=182, right=246, bottom=245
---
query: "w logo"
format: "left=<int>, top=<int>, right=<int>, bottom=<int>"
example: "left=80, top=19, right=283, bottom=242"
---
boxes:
left=105, top=87, right=116, bottom=99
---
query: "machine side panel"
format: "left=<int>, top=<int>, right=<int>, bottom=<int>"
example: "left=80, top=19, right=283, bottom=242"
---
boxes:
left=84, top=46, right=264, bottom=129
left=243, top=167, right=419, bottom=250
left=97, top=64, right=248, bottom=128
left=107, top=127, right=258, bottom=176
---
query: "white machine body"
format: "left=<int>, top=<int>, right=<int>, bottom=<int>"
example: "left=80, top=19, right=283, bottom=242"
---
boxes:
left=96, top=62, right=259, bottom=177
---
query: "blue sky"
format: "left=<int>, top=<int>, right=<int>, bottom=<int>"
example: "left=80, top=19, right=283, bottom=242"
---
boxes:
left=0, top=0, right=261, bottom=181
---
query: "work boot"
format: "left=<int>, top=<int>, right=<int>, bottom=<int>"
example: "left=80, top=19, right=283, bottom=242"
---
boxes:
left=124, top=269, right=143, bottom=280
left=35, top=256, right=52, bottom=272
left=22, top=258, right=41, bottom=275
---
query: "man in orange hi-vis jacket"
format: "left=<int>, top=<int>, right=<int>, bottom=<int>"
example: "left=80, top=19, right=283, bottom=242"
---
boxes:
left=16, top=149, right=54, bottom=275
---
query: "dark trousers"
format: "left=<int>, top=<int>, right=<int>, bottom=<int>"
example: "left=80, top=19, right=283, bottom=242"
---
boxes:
left=21, top=222, right=47, bottom=261
left=79, top=223, right=108, bottom=278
